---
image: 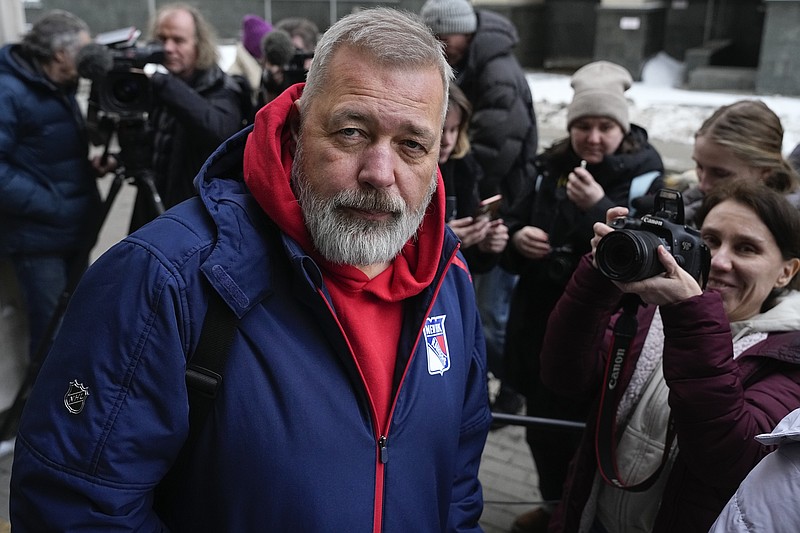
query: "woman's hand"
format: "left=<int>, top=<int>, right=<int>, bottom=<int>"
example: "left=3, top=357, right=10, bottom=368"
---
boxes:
left=567, top=166, right=605, bottom=210
left=477, top=219, right=509, bottom=254
left=614, top=246, right=703, bottom=306
left=512, top=225, right=551, bottom=260
left=448, top=216, right=490, bottom=248
left=592, top=206, right=703, bottom=304
left=590, top=206, right=629, bottom=267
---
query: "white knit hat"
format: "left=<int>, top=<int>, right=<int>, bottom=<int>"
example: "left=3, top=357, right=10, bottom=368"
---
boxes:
left=567, top=61, right=633, bottom=132
left=420, top=0, right=477, bottom=35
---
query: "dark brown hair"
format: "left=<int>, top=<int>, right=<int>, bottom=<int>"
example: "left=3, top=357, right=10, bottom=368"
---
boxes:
left=696, top=179, right=800, bottom=295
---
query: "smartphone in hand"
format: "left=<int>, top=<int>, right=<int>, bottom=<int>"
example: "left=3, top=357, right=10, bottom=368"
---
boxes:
left=474, top=194, right=503, bottom=220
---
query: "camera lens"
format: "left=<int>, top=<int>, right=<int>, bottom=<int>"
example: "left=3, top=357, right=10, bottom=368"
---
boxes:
left=100, top=71, right=151, bottom=115
left=111, top=78, right=143, bottom=104
left=595, top=229, right=665, bottom=282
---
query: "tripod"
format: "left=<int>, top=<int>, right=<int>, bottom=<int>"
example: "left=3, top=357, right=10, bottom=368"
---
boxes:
left=0, top=114, right=165, bottom=441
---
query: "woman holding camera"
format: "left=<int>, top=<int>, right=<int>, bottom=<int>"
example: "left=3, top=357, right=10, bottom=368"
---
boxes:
left=540, top=179, right=800, bottom=533
left=501, top=61, right=664, bottom=533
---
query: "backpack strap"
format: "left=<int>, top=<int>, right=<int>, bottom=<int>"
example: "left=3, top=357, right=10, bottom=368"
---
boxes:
left=155, top=289, right=238, bottom=515
left=184, top=289, right=239, bottom=449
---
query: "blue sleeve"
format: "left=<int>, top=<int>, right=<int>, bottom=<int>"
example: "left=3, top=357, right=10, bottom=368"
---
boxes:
left=10, top=236, right=196, bottom=531
left=447, top=306, right=492, bottom=532
left=0, top=83, right=61, bottom=219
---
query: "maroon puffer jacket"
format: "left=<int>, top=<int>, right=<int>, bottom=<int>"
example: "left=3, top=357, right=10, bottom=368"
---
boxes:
left=540, top=255, right=800, bottom=533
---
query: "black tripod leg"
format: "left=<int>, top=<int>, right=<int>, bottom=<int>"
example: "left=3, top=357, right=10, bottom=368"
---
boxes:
left=137, top=171, right=166, bottom=216
left=0, top=171, right=127, bottom=441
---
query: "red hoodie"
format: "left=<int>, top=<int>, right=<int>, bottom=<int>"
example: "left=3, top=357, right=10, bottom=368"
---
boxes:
left=243, top=84, right=447, bottom=431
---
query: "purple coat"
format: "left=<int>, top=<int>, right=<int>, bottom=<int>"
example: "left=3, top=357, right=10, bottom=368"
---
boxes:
left=540, top=255, right=800, bottom=533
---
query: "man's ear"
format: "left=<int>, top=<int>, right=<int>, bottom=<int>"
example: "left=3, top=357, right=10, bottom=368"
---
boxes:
left=290, top=99, right=302, bottom=138
left=52, top=48, right=68, bottom=65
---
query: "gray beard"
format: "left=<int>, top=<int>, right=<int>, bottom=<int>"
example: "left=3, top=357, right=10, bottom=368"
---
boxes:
left=292, top=145, right=436, bottom=267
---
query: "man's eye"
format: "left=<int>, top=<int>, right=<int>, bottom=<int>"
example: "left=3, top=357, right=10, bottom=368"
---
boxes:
left=404, top=140, right=423, bottom=150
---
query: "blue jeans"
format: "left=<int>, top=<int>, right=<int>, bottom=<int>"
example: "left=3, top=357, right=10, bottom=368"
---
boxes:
left=472, top=265, right=518, bottom=380
left=11, top=254, right=82, bottom=360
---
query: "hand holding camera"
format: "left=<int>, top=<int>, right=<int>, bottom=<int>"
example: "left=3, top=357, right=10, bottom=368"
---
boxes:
left=592, top=189, right=710, bottom=306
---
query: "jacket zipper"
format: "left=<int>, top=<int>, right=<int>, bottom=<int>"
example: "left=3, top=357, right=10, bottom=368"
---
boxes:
left=370, top=243, right=461, bottom=532
left=316, top=242, right=461, bottom=533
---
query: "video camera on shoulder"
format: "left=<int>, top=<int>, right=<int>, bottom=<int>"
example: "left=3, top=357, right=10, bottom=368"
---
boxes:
left=78, top=27, right=165, bottom=116
left=595, top=189, right=711, bottom=287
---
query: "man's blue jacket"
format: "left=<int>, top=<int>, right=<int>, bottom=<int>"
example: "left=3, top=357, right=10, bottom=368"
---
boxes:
left=0, top=44, right=101, bottom=256
left=10, top=125, right=492, bottom=532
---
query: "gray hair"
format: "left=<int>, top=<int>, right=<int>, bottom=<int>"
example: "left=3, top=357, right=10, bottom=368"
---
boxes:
left=300, top=7, right=453, bottom=123
left=20, top=10, right=89, bottom=64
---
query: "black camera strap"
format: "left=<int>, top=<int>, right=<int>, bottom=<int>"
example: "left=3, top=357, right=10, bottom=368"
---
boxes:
left=595, top=295, right=676, bottom=492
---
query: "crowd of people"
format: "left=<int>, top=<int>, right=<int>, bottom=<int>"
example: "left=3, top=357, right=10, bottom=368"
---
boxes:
left=3, top=0, right=800, bottom=532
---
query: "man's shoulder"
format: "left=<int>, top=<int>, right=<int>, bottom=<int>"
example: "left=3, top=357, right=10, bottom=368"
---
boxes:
left=0, top=48, right=40, bottom=93
left=473, top=10, right=518, bottom=50
left=127, top=198, right=218, bottom=263
left=194, top=64, right=234, bottom=93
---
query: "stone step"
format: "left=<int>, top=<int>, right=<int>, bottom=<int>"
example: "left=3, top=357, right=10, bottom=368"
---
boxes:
left=686, top=66, right=757, bottom=92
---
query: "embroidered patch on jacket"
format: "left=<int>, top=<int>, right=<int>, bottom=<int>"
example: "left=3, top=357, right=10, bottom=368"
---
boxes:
left=64, top=380, right=90, bottom=414
left=425, top=315, right=450, bottom=375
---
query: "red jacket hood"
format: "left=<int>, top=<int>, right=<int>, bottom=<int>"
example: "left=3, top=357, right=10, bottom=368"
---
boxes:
left=243, top=84, right=447, bottom=302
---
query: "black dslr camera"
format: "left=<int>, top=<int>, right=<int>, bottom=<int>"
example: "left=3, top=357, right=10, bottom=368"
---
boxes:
left=595, top=189, right=710, bottom=286
left=82, top=27, right=165, bottom=116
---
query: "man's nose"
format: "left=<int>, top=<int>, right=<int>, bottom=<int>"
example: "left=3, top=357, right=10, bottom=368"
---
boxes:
left=358, top=143, right=396, bottom=189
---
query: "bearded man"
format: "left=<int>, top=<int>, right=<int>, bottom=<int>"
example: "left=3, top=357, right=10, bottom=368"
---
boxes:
left=11, top=7, right=492, bottom=532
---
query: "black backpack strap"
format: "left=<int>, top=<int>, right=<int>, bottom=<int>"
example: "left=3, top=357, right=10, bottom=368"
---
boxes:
left=155, top=290, right=238, bottom=515
left=184, top=289, right=239, bottom=449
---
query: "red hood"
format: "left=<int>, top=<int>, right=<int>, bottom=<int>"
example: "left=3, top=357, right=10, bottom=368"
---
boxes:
left=243, top=84, right=447, bottom=302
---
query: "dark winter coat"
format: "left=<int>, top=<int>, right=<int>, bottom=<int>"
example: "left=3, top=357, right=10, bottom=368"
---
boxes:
left=541, top=256, right=800, bottom=533
left=148, top=65, right=244, bottom=208
left=501, top=125, right=663, bottom=398
left=11, top=96, right=491, bottom=531
left=0, top=44, right=101, bottom=256
left=455, top=10, right=538, bottom=204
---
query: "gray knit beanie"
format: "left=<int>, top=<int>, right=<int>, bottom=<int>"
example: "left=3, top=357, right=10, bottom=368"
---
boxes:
left=567, top=61, right=633, bottom=132
left=420, top=0, right=477, bottom=35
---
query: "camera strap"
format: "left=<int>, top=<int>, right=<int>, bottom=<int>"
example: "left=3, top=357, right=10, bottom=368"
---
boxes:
left=595, top=295, right=676, bottom=492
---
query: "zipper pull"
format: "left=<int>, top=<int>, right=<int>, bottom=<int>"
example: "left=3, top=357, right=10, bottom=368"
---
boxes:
left=378, top=435, right=388, bottom=464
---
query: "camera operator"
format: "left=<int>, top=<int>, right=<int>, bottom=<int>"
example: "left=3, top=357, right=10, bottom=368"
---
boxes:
left=540, top=180, right=800, bottom=533
left=498, top=61, right=664, bottom=533
left=0, top=10, right=101, bottom=361
left=259, top=28, right=312, bottom=105
left=94, top=3, right=244, bottom=230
